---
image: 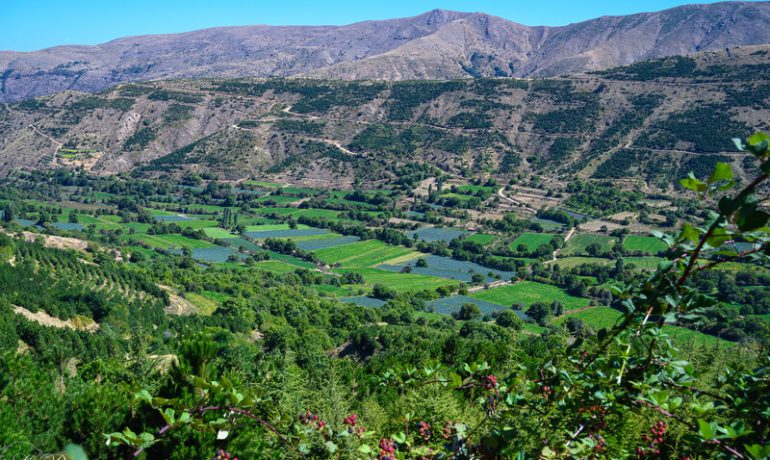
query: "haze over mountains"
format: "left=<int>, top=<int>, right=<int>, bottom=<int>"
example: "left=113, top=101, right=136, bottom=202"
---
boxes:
left=2, top=1, right=770, bottom=102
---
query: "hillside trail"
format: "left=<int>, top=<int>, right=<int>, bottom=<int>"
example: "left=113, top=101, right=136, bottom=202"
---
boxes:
left=29, top=124, right=63, bottom=163
left=497, top=187, right=537, bottom=212
left=545, top=226, right=575, bottom=264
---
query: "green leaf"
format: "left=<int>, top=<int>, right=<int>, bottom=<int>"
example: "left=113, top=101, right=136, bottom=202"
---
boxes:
left=324, top=441, right=338, bottom=454
left=357, top=444, right=373, bottom=454
left=748, top=132, right=770, bottom=148
left=63, top=444, right=89, bottom=460
left=393, top=432, right=407, bottom=444
left=744, top=444, right=770, bottom=460
left=680, top=223, right=699, bottom=243
left=738, top=210, right=770, bottom=232
left=698, top=419, right=719, bottom=441
left=708, top=162, right=733, bottom=184
left=680, top=177, right=706, bottom=193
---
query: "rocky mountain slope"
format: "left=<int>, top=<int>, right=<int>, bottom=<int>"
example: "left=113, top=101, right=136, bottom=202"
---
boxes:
left=2, top=2, right=770, bottom=101
left=1, top=46, right=768, bottom=188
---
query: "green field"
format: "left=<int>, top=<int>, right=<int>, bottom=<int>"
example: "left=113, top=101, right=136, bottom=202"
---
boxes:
left=340, top=268, right=457, bottom=293
left=563, top=234, right=616, bottom=256
left=245, top=223, right=310, bottom=232
left=511, top=233, right=555, bottom=251
left=554, top=257, right=614, bottom=269
left=315, top=240, right=417, bottom=268
left=465, top=233, right=496, bottom=245
left=553, top=307, right=623, bottom=329
left=471, top=281, right=591, bottom=310
left=203, top=227, right=238, bottom=239
left=254, top=260, right=302, bottom=274
left=135, top=234, right=215, bottom=249
left=623, top=235, right=667, bottom=254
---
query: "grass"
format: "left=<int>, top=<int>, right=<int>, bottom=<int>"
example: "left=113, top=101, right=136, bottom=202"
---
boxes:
left=315, top=240, right=417, bottom=268
left=135, top=234, right=215, bottom=249
left=471, top=281, right=591, bottom=310
left=203, top=227, right=238, bottom=239
left=184, top=292, right=222, bottom=315
left=554, top=257, right=614, bottom=269
left=662, top=325, right=733, bottom=348
left=623, top=235, right=667, bottom=254
left=254, top=260, right=301, bottom=274
left=465, top=233, right=496, bottom=245
left=511, top=233, right=555, bottom=251
left=553, top=307, right=623, bottom=330
left=563, top=234, right=616, bottom=256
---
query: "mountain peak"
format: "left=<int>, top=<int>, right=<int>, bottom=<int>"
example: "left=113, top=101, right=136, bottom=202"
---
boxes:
left=2, top=2, right=770, bottom=102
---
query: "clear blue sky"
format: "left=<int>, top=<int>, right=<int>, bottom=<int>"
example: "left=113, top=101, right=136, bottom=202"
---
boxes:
left=2, top=0, right=763, bottom=52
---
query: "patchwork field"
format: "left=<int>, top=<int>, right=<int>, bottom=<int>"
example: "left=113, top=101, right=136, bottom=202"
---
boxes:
left=315, top=240, right=417, bottom=268
left=623, top=235, right=667, bottom=254
left=511, top=232, right=556, bottom=251
left=471, top=281, right=590, bottom=310
left=562, top=234, right=617, bottom=256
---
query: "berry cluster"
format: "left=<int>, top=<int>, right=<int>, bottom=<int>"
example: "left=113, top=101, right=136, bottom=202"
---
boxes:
left=483, top=374, right=498, bottom=390
left=417, top=421, right=432, bottom=442
left=298, top=410, right=327, bottom=431
left=378, top=437, right=396, bottom=460
left=637, top=421, right=668, bottom=457
left=344, top=413, right=365, bottom=436
left=541, top=384, right=553, bottom=399
left=212, top=449, right=237, bottom=460
left=591, top=433, right=607, bottom=452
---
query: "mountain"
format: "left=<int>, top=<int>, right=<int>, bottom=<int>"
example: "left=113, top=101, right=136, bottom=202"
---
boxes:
left=1, top=45, right=767, bottom=186
left=2, top=2, right=770, bottom=102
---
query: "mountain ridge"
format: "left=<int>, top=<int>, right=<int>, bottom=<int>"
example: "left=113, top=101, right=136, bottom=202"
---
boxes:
left=2, top=2, right=770, bottom=102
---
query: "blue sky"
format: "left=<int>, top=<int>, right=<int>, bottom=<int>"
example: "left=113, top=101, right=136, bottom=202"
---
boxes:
left=2, top=1, right=763, bottom=52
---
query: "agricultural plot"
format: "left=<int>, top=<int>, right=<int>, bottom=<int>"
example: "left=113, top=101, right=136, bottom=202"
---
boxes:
left=244, top=228, right=329, bottom=239
left=406, top=227, right=468, bottom=242
left=511, top=233, right=555, bottom=251
left=472, top=281, right=590, bottom=310
left=254, top=260, right=302, bottom=274
left=51, top=223, right=84, bottom=231
left=264, top=251, right=317, bottom=269
left=339, top=296, right=388, bottom=308
left=378, top=254, right=517, bottom=283
left=136, top=234, right=215, bottom=250
left=554, top=257, right=614, bottom=269
left=427, top=295, right=529, bottom=320
left=531, top=218, right=564, bottom=231
left=153, top=214, right=192, bottom=222
left=315, top=240, right=416, bottom=268
left=203, top=227, right=238, bottom=239
left=464, top=233, right=496, bottom=245
left=172, top=246, right=247, bottom=263
left=553, top=307, right=622, bottom=330
left=339, top=268, right=457, bottom=293
left=562, top=234, right=616, bottom=256
left=220, top=237, right=262, bottom=252
left=245, top=223, right=310, bottom=232
left=623, top=235, right=667, bottom=254
left=296, top=235, right=360, bottom=251
left=662, top=326, right=732, bottom=347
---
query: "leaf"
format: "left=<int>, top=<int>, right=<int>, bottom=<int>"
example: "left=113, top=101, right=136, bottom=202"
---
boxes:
left=738, top=210, right=770, bottom=232
left=135, top=389, right=153, bottom=404
left=393, top=432, right=407, bottom=444
left=708, top=162, right=733, bottom=184
left=63, top=444, right=89, bottom=460
left=357, top=444, right=373, bottom=454
left=680, top=223, right=699, bottom=243
left=324, top=441, right=338, bottom=454
left=679, top=177, right=706, bottom=193
left=733, top=138, right=745, bottom=151
left=698, top=419, right=719, bottom=441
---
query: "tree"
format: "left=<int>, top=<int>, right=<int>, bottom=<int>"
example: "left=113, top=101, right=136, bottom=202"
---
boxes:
left=453, top=303, right=481, bottom=321
left=495, top=310, right=523, bottom=330
left=527, top=302, right=552, bottom=326
left=2, top=204, right=13, bottom=223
